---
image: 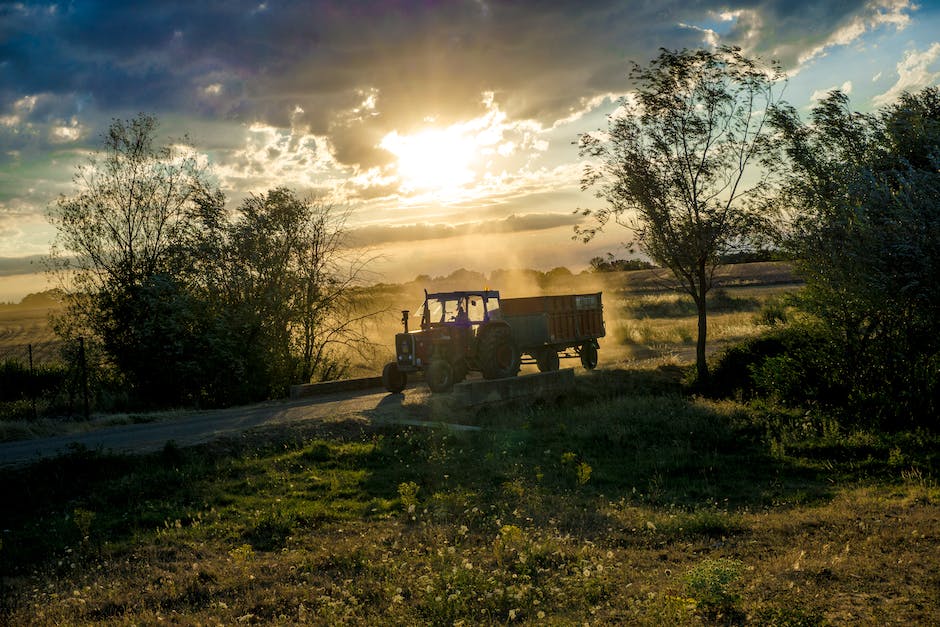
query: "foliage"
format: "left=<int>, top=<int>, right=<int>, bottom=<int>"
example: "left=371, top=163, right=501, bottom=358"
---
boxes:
left=0, top=359, right=66, bottom=403
left=705, top=324, right=844, bottom=408
left=589, top=253, right=655, bottom=272
left=45, top=116, right=375, bottom=408
left=770, top=87, right=940, bottom=428
left=578, top=46, right=785, bottom=380
left=189, top=188, right=379, bottom=400
left=684, top=557, right=744, bottom=611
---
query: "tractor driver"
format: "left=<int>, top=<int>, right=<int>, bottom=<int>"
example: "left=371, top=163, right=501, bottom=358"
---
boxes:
left=455, top=301, right=470, bottom=326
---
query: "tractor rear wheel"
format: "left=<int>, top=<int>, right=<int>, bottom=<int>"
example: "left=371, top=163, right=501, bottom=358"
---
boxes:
left=580, top=342, right=598, bottom=370
left=426, top=360, right=455, bottom=393
left=382, top=362, right=407, bottom=393
left=536, top=348, right=560, bottom=372
left=479, top=327, right=521, bottom=379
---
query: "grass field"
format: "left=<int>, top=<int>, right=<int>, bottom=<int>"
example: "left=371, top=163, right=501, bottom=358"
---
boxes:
left=1, top=372, right=937, bottom=624
left=2, top=263, right=938, bottom=624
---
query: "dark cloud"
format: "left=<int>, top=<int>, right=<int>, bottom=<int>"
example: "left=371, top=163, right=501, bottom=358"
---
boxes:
left=347, top=211, right=581, bottom=246
left=0, top=0, right=903, bottom=169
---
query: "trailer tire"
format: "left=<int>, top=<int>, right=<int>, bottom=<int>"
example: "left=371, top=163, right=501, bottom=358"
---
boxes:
left=479, top=327, right=521, bottom=379
left=382, top=362, right=407, bottom=393
left=536, top=348, right=560, bottom=372
left=580, top=342, right=598, bottom=370
left=426, top=360, right=455, bottom=393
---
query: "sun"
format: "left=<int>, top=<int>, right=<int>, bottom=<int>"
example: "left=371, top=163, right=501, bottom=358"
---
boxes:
left=380, top=127, right=478, bottom=199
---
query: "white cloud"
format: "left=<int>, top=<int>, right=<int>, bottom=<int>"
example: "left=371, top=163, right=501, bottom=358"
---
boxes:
left=551, top=92, right=621, bottom=129
left=798, top=0, right=914, bottom=66
left=213, top=122, right=349, bottom=197
left=872, top=42, right=940, bottom=107
left=810, top=80, right=854, bottom=102
left=49, top=118, right=84, bottom=143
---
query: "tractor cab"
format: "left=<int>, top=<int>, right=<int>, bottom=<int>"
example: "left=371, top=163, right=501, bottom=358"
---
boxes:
left=420, top=290, right=500, bottom=329
left=382, top=288, right=520, bottom=393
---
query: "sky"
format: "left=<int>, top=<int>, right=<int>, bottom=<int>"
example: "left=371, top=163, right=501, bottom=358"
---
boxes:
left=1, top=0, right=939, bottom=301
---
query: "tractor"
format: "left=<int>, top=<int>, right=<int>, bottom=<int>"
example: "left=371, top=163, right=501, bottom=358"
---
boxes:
left=381, top=290, right=520, bottom=393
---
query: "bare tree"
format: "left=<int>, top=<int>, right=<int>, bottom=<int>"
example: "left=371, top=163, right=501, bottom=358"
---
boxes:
left=48, top=114, right=211, bottom=293
left=577, top=47, right=784, bottom=381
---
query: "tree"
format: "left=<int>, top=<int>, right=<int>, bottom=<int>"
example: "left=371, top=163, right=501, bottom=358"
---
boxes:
left=47, top=114, right=219, bottom=405
left=191, top=188, right=378, bottom=399
left=48, top=115, right=212, bottom=293
left=589, top=254, right=655, bottom=273
left=577, top=47, right=784, bottom=381
left=770, top=88, right=940, bottom=427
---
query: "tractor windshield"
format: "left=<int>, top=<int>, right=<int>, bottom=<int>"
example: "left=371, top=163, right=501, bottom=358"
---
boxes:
left=425, top=294, right=488, bottom=325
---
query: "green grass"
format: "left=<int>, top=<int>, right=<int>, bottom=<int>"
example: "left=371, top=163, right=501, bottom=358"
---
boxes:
left=1, top=372, right=937, bottom=625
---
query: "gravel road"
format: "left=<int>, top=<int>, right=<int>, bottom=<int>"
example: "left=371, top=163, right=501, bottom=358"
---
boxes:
left=0, top=386, right=437, bottom=468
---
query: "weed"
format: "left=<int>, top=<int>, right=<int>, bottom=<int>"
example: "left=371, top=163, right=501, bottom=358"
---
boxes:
left=685, top=557, right=745, bottom=614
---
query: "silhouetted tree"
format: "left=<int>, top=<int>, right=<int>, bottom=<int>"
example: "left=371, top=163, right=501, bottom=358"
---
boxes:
left=578, top=46, right=784, bottom=381
left=47, top=114, right=218, bottom=405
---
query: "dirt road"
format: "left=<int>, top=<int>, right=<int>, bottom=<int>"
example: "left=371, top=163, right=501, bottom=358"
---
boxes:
left=0, top=386, right=443, bottom=468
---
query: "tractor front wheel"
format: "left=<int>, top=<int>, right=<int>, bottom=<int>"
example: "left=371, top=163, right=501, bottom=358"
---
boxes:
left=382, top=362, right=407, bottom=393
left=479, top=327, right=521, bottom=379
left=426, top=360, right=455, bottom=393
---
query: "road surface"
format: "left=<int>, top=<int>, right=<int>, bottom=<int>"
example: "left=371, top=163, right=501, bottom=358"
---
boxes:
left=0, top=385, right=448, bottom=469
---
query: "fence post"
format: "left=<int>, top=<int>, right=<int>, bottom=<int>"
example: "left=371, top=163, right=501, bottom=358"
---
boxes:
left=28, top=343, right=37, bottom=420
left=79, top=336, right=90, bottom=420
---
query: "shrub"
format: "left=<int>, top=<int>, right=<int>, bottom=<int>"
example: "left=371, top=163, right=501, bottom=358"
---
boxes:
left=685, top=557, right=745, bottom=612
left=704, top=324, right=846, bottom=409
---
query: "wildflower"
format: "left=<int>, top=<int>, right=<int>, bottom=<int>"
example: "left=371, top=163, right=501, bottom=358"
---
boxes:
left=508, top=608, right=517, bottom=620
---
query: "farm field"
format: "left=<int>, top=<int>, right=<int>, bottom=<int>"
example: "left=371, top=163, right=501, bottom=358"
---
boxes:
left=1, top=262, right=938, bottom=624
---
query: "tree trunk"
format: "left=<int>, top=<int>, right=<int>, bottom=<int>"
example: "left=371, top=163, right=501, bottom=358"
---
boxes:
left=695, top=264, right=709, bottom=384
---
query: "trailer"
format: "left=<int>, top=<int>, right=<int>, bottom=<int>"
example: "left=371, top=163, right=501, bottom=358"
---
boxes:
left=382, top=289, right=605, bottom=394
left=500, top=292, right=605, bottom=371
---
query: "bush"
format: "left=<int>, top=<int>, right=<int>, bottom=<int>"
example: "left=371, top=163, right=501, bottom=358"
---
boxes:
left=685, top=557, right=744, bottom=611
left=703, top=324, right=846, bottom=409
left=0, top=359, right=68, bottom=403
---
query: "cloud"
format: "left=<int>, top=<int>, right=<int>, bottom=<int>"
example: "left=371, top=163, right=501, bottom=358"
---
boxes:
left=1, top=0, right=899, bottom=171
left=872, top=42, right=940, bottom=107
left=792, top=0, right=914, bottom=66
left=347, top=212, right=582, bottom=246
left=810, top=80, right=854, bottom=102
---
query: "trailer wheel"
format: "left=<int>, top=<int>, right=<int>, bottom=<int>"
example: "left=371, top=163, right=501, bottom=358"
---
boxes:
left=580, top=343, right=598, bottom=370
left=382, top=362, right=407, bottom=393
left=479, top=327, right=521, bottom=379
left=426, top=360, right=455, bottom=393
left=536, top=348, right=560, bottom=372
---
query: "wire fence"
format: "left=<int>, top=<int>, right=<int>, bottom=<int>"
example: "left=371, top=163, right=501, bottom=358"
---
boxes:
left=0, top=338, right=90, bottom=421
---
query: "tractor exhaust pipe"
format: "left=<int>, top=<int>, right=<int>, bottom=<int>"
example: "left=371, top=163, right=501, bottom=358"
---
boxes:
left=401, top=310, right=409, bottom=332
